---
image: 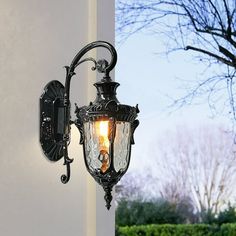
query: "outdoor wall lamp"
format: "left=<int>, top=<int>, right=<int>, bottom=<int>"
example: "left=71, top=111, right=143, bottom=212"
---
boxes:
left=39, top=41, right=139, bottom=209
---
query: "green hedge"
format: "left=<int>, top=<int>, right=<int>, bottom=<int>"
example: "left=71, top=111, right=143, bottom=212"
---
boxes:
left=117, top=224, right=236, bottom=236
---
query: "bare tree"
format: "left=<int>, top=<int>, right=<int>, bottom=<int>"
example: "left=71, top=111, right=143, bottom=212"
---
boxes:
left=116, top=0, right=236, bottom=122
left=155, top=124, right=236, bottom=217
left=115, top=172, right=144, bottom=203
left=115, top=170, right=160, bottom=203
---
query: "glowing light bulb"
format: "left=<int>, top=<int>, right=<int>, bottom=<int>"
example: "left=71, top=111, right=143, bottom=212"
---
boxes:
left=96, top=121, right=110, bottom=173
left=96, top=121, right=109, bottom=152
left=99, top=121, right=108, bottom=137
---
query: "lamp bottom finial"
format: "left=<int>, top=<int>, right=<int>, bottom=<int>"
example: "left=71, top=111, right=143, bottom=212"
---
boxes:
left=104, top=186, right=113, bottom=210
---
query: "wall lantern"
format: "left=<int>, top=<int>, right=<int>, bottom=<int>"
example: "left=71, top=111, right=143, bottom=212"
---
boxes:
left=39, top=41, right=139, bottom=209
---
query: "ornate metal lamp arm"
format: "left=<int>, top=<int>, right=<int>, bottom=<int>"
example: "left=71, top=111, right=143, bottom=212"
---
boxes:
left=64, top=41, right=117, bottom=105
left=61, top=41, right=117, bottom=184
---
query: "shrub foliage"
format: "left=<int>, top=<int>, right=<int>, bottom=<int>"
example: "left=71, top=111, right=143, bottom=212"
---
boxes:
left=116, top=199, right=196, bottom=226
left=116, top=224, right=236, bottom=236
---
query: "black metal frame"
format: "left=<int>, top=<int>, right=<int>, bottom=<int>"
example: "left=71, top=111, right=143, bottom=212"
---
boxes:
left=40, top=41, right=139, bottom=209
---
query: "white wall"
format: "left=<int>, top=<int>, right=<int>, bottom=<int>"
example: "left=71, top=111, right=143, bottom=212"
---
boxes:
left=0, top=1, right=115, bottom=235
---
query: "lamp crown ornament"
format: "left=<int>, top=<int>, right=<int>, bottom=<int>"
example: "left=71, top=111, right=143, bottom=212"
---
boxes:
left=40, top=41, right=139, bottom=209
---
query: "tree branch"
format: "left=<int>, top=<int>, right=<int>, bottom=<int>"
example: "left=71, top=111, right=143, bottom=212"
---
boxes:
left=219, top=45, right=236, bottom=64
left=185, top=45, right=235, bottom=67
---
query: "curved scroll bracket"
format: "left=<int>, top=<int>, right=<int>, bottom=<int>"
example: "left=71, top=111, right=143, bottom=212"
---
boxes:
left=61, top=148, right=74, bottom=184
left=69, top=41, right=117, bottom=76
left=64, top=41, right=118, bottom=105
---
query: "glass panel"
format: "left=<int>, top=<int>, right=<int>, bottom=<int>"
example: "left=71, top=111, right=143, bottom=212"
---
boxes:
left=84, top=120, right=131, bottom=173
left=114, top=121, right=131, bottom=172
left=84, top=121, right=110, bottom=173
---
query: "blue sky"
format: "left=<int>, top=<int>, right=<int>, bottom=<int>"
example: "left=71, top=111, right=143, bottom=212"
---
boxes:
left=115, top=32, right=230, bottom=172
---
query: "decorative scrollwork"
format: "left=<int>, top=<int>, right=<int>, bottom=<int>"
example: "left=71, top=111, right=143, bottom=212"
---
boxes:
left=61, top=147, right=74, bottom=184
left=96, top=59, right=109, bottom=74
left=77, top=101, right=138, bottom=123
left=61, top=167, right=70, bottom=184
left=64, top=41, right=117, bottom=103
left=74, top=103, right=85, bottom=144
left=69, top=41, right=117, bottom=76
left=74, top=57, right=97, bottom=71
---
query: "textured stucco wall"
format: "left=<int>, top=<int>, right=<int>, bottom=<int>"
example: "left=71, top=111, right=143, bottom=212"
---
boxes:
left=0, top=1, right=114, bottom=235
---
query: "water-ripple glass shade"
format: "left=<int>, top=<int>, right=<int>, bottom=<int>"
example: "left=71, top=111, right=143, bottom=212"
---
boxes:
left=84, top=120, right=131, bottom=173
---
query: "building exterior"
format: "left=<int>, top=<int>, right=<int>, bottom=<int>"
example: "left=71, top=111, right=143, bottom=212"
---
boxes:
left=0, top=1, right=115, bottom=235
